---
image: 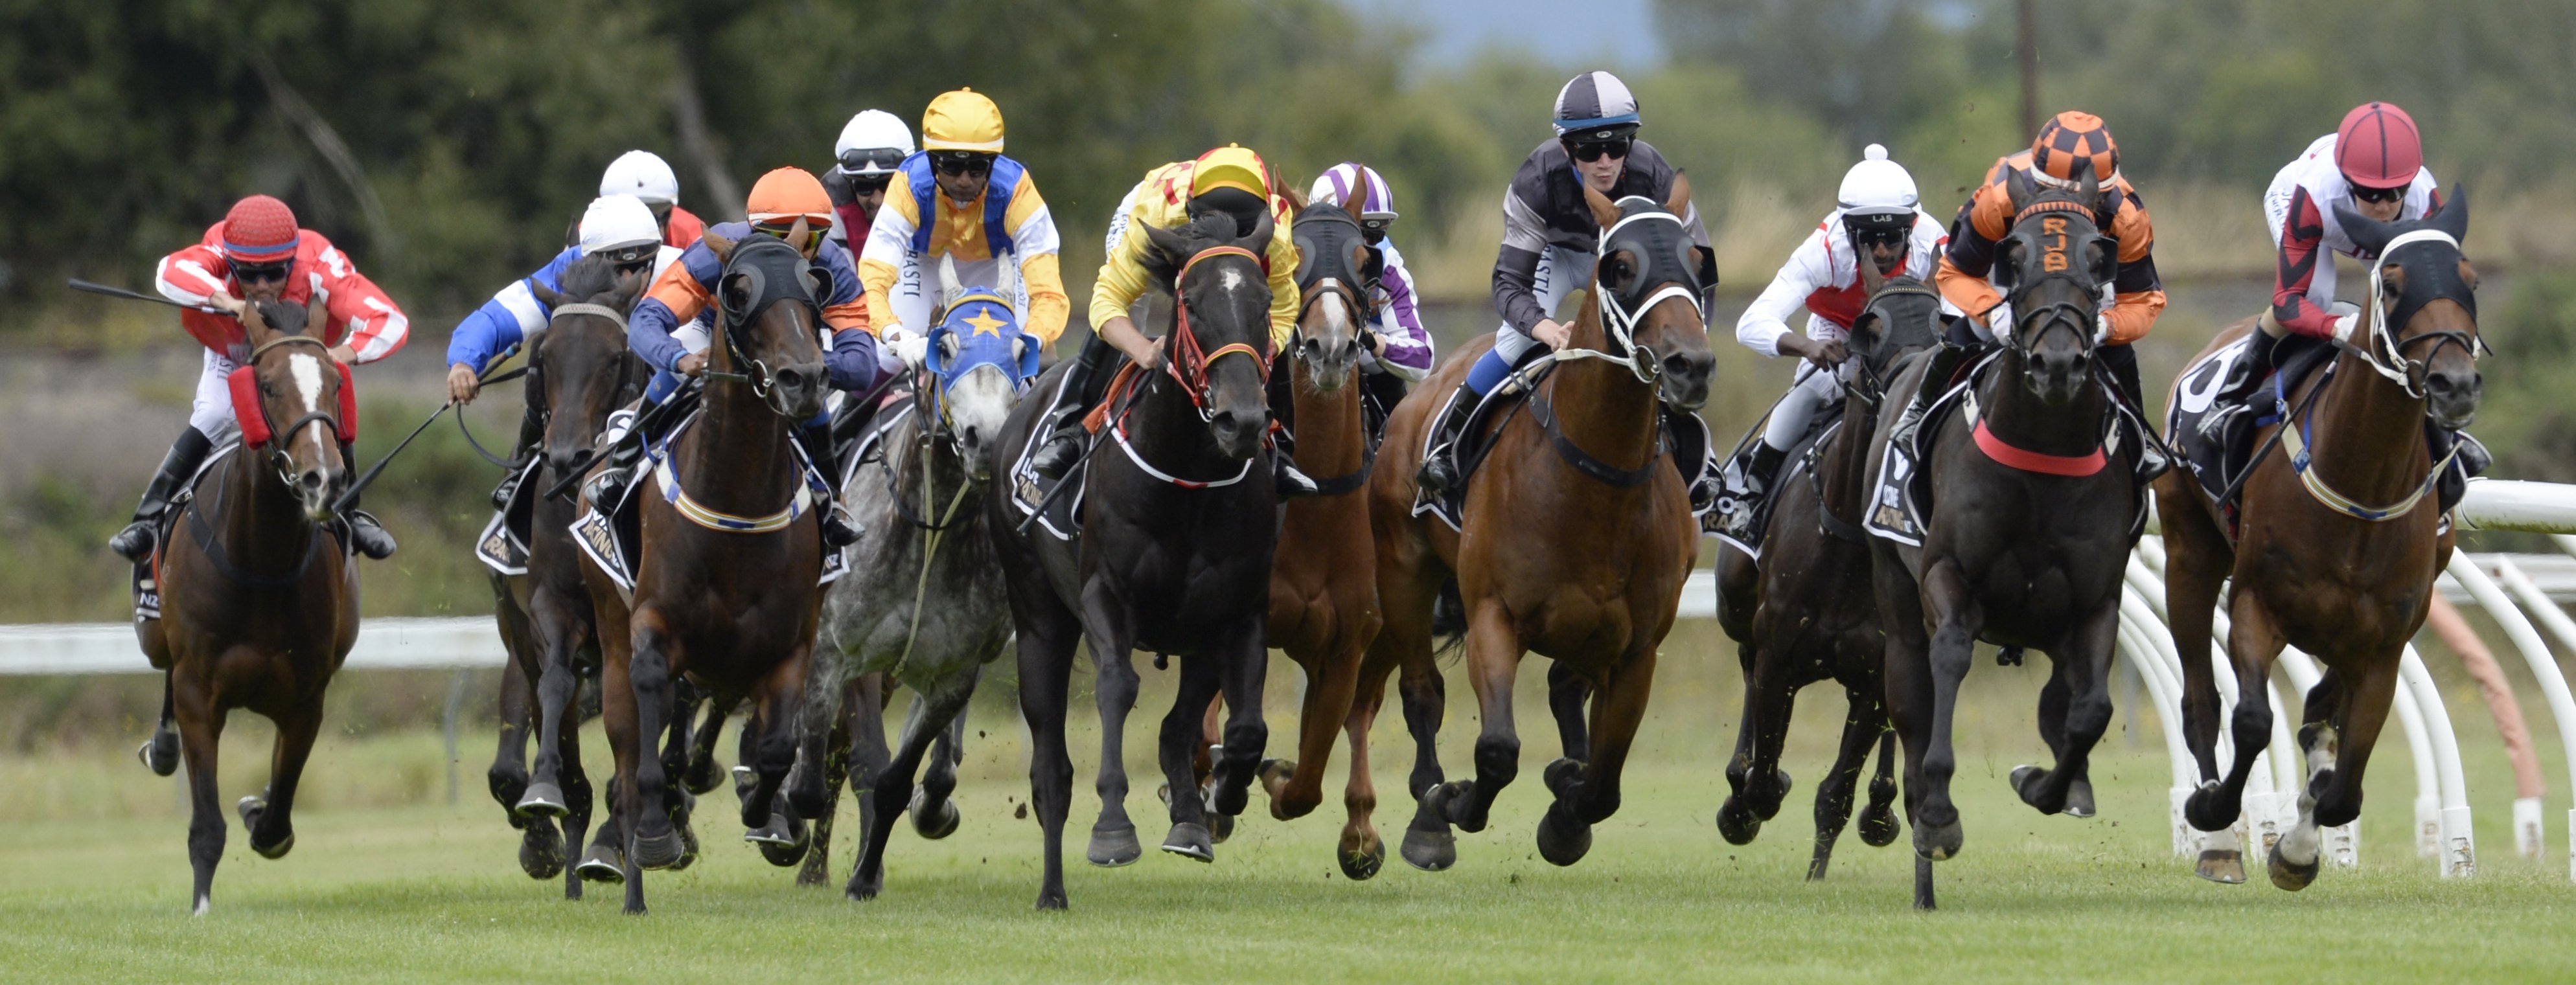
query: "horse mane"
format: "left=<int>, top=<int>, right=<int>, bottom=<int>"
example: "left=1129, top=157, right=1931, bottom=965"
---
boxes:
left=253, top=299, right=311, bottom=337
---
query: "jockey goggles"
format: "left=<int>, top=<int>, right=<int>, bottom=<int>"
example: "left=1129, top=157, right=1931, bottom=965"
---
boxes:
left=2352, top=183, right=2407, bottom=205
left=836, top=146, right=905, bottom=177
left=843, top=172, right=894, bottom=194
left=1843, top=210, right=1912, bottom=250
left=231, top=260, right=292, bottom=285
left=1566, top=136, right=1631, bottom=163
left=931, top=151, right=994, bottom=177
left=598, top=242, right=658, bottom=271
left=752, top=218, right=829, bottom=252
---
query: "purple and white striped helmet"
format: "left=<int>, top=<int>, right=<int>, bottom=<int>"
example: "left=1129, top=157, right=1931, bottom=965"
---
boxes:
left=1309, top=162, right=1397, bottom=229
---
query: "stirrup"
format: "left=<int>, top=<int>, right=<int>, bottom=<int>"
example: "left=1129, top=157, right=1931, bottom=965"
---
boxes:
left=1030, top=421, right=1085, bottom=481
left=819, top=504, right=860, bottom=548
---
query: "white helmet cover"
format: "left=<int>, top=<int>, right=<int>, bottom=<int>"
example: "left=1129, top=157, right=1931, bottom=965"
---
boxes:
left=579, top=195, right=663, bottom=256
left=600, top=150, right=680, bottom=205
left=1837, top=144, right=1918, bottom=216
left=835, top=109, right=916, bottom=175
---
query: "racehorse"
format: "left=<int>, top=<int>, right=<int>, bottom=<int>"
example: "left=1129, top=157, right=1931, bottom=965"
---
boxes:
left=794, top=259, right=1033, bottom=900
left=988, top=210, right=1281, bottom=910
left=1865, top=161, right=2141, bottom=909
left=477, top=255, right=648, bottom=897
left=2155, top=190, right=2479, bottom=890
left=581, top=227, right=834, bottom=914
left=1710, top=267, right=1939, bottom=878
left=1364, top=179, right=1714, bottom=870
left=135, top=298, right=358, bottom=914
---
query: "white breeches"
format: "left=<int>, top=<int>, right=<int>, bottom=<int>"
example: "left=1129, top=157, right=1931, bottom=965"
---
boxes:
left=189, top=349, right=243, bottom=442
left=1762, top=359, right=1851, bottom=451
left=1495, top=245, right=1586, bottom=363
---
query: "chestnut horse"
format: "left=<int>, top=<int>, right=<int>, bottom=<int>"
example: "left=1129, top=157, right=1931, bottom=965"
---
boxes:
left=2156, top=190, right=2479, bottom=890
left=1710, top=269, right=1939, bottom=878
left=1865, top=162, right=2141, bottom=909
left=136, top=299, right=358, bottom=914
left=1364, top=181, right=1714, bottom=869
left=582, top=229, right=833, bottom=914
left=479, top=255, right=648, bottom=896
left=988, top=212, right=1280, bottom=910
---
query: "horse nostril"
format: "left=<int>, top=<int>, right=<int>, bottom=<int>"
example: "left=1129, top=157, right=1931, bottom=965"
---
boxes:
left=300, top=471, right=325, bottom=491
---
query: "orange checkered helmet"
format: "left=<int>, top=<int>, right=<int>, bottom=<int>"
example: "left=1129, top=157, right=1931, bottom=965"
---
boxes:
left=2029, top=111, right=2119, bottom=187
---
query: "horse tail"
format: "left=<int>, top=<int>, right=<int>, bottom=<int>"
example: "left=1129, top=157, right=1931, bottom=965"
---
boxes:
left=1431, top=576, right=1467, bottom=661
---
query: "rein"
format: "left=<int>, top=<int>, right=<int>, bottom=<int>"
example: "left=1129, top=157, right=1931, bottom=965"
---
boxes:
left=1164, top=245, right=1274, bottom=421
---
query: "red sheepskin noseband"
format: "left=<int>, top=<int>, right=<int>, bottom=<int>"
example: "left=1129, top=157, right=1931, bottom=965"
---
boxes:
left=226, top=361, right=358, bottom=449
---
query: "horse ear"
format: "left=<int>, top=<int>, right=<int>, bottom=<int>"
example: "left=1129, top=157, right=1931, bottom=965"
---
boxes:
left=2090, top=235, right=2119, bottom=286
left=2074, top=155, right=2098, bottom=203
left=1992, top=237, right=2023, bottom=292
left=1582, top=182, right=1620, bottom=232
left=1662, top=170, right=1693, bottom=218
left=2431, top=183, right=2470, bottom=243
left=937, top=252, right=964, bottom=311
left=2006, top=167, right=2036, bottom=214
left=1240, top=205, right=1276, bottom=255
left=612, top=267, right=649, bottom=310
left=2333, top=200, right=2396, bottom=256
left=703, top=229, right=737, bottom=266
left=1141, top=223, right=1191, bottom=288
left=529, top=279, right=565, bottom=311
left=1693, top=244, right=1718, bottom=291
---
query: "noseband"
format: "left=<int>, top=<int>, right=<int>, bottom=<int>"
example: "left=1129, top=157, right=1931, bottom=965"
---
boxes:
left=1165, top=245, right=1274, bottom=422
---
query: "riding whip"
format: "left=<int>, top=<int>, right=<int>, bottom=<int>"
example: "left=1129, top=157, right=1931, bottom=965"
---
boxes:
left=330, top=363, right=529, bottom=514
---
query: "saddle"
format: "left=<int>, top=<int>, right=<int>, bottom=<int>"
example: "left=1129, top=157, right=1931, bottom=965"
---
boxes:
left=1410, top=350, right=1717, bottom=533
left=568, top=409, right=846, bottom=602
left=1708, top=400, right=1844, bottom=560
left=1864, top=350, right=2155, bottom=547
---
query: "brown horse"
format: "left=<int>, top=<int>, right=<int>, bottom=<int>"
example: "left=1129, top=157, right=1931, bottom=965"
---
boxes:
left=1709, top=269, right=1939, bottom=878
left=1364, top=180, right=1713, bottom=868
left=479, top=255, right=649, bottom=897
left=2156, top=190, right=2479, bottom=889
left=582, top=229, right=833, bottom=914
left=135, top=299, right=358, bottom=914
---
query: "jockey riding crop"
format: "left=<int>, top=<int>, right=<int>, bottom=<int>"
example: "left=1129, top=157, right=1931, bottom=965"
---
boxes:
left=67, top=277, right=230, bottom=314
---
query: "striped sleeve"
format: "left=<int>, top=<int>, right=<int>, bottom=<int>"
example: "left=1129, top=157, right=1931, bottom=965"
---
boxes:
left=1004, top=172, right=1069, bottom=346
left=1370, top=241, right=1432, bottom=379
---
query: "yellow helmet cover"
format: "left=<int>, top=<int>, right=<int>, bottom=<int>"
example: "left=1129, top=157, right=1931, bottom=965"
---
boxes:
left=923, top=89, right=1006, bottom=153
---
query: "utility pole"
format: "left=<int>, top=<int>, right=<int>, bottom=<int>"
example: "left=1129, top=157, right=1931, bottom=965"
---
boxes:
left=2018, top=0, right=2041, bottom=138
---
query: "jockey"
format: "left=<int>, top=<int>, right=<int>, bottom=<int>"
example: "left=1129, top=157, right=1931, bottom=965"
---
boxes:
left=111, top=194, right=408, bottom=561
left=1714, top=144, right=1951, bottom=541
left=823, top=109, right=912, bottom=256
left=600, top=150, right=705, bottom=249
left=1026, top=144, right=1314, bottom=495
left=1416, top=70, right=1711, bottom=499
left=1307, top=162, right=1434, bottom=421
left=857, top=89, right=1067, bottom=368
left=442, top=195, right=679, bottom=503
left=581, top=166, right=881, bottom=547
left=1894, top=111, right=2166, bottom=475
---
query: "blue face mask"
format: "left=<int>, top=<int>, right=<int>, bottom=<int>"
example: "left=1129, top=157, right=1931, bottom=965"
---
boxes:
left=923, top=292, right=1037, bottom=413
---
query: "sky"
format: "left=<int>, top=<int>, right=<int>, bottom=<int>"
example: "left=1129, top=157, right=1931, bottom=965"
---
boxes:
left=1337, top=0, right=1664, bottom=71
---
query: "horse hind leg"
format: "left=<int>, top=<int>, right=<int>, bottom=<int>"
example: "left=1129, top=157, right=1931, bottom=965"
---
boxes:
left=1428, top=600, right=1521, bottom=837
left=849, top=676, right=975, bottom=900
left=139, top=671, right=181, bottom=776
left=2268, top=720, right=2338, bottom=890
left=794, top=690, right=851, bottom=889
left=1718, top=641, right=1798, bottom=845
left=910, top=684, right=975, bottom=841
left=1806, top=686, right=1883, bottom=880
left=2280, top=662, right=2401, bottom=889
left=1856, top=726, right=1902, bottom=848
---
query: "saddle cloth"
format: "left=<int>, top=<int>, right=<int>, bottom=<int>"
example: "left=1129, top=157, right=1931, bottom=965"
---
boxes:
left=473, top=457, right=542, bottom=576
left=132, top=442, right=245, bottom=622
left=569, top=410, right=845, bottom=602
left=1004, top=367, right=1090, bottom=542
left=1863, top=352, right=2148, bottom=547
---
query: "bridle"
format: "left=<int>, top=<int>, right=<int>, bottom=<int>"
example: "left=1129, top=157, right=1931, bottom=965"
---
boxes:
left=2358, top=228, right=2483, bottom=400
left=1848, top=278, right=1943, bottom=409
left=1164, top=245, right=1274, bottom=422
left=711, top=240, right=828, bottom=418
left=1583, top=207, right=1706, bottom=388
left=514, top=300, right=636, bottom=475
left=244, top=334, right=347, bottom=490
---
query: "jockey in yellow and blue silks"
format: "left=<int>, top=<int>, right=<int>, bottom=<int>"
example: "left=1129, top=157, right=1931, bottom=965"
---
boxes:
left=1029, top=144, right=1317, bottom=494
left=857, top=89, right=1068, bottom=369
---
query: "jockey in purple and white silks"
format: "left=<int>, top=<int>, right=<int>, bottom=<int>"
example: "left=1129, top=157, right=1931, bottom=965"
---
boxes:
left=1307, top=162, right=1432, bottom=424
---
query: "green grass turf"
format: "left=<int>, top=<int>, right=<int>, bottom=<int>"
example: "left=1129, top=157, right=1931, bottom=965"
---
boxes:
left=6, top=639, right=2575, bottom=982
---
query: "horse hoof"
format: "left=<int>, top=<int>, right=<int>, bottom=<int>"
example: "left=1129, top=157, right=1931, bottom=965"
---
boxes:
left=1258, top=758, right=1296, bottom=789
left=516, top=782, right=568, bottom=819
left=2064, top=779, right=2097, bottom=819
left=1160, top=822, right=1215, bottom=863
left=1208, top=810, right=1235, bottom=844
left=1035, top=890, right=1068, bottom=912
left=2196, top=848, right=2246, bottom=884
left=2008, top=764, right=2059, bottom=813
left=668, top=821, right=702, bottom=872
left=1914, top=817, right=1963, bottom=861
left=1715, top=796, right=1763, bottom=846
left=845, top=873, right=882, bottom=902
left=235, top=796, right=295, bottom=859
left=139, top=732, right=179, bottom=776
left=1432, top=781, right=1486, bottom=833
left=1399, top=824, right=1456, bottom=872
left=1857, top=804, right=1902, bottom=848
left=1535, top=802, right=1593, bottom=866
left=2183, top=780, right=2235, bottom=833
left=909, top=789, right=961, bottom=841
left=634, top=826, right=686, bottom=870
left=573, top=844, right=626, bottom=884
left=757, top=835, right=809, bottom=868
left=1339, top=835, right=1385, bottom=881
left=519, top=821, right=565, bottom=880
left=2266, top=841, right=2320, bottom=892
left=1543, top=758, right=1584, bottom=798
left=1087, top=823, right=1142, bottom=867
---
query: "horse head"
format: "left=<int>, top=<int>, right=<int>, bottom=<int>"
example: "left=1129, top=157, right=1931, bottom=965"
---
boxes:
left=1848, top=262, right=1946, bottom=405
left=1580, top=174, right=1717, bottom=409
left=925, top=253, right=1037, bottom=479
left=1140, top=210, right=1276, bottom=462
left=528, top=253, right=648, bottom=477
left=1289, top=201, right=1372, bottom=391
left=706, top=226, right=832, bottom=420
left=1995, top=158, right=2119, bottom=406
left=2336, top=185, right=2480, bottom=429
left=238, top=299, right=348, bottom=521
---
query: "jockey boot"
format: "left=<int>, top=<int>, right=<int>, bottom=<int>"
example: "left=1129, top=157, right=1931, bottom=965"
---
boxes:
left=1716, top=442, right=1787, bottom=541
left=1271, top=442, right=1322, bottom=497
left=796, top=420, right=860, bottom=548
left=1032, top=335, right=1116, bottom=481
left=490, top=403, right=549, bottom=511
left=582, top=403, right=651, bottom=512
left=109, top=426, right=215, bottom=562
left=1889, top=341, right=1975, bottom=460
left=339, top=440, right=398, bottom=560
left=1414, top=379, right=1478, bottom=495
left=2429, top=427, right=2491, bottom=479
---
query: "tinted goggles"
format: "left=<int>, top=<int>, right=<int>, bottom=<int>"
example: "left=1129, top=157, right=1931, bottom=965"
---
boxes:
left=2352, top=183, right=2406, bottom=205
left=232, top=261, right=292, bottom=285
left=752, top=220, right=829, bottom=251
left=1567, top=138, right=1631, bottom=163
left=599, top=243, right=658, bottom=268
left=931, top=152, right=994, bottom=177
left=1844, top=214, right=1912, bottom=249
left=845, top=173, right=894, bottom=194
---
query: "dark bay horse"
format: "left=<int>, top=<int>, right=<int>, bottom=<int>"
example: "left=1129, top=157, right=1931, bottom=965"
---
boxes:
left=479, top=255, right=648, bottom=897
left=2156, top=190, right=2479, bottom=890
left=135, top=299, right=357, bottom=914
left=988, top=212, right=1281, bottom=910
left=1364, top=180, right=1714, bottom=870
left=1710, top=267, right=1938, bottom=878
left=1865, top=162, right=2141, bottom=909
left=582, top=229, right=833, bottom=914
left=795, top=263, right=1033, bottom=900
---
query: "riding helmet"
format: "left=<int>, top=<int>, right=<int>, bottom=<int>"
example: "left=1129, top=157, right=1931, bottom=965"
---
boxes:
left=2334, top=102, right=2424, bottom=190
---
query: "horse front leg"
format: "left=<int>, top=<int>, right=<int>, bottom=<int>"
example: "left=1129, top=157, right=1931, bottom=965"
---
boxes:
left=519, top=596, right=587, bottom=819
left=1539, top=650, right=1657, bottom=867
left=2184, top=587, right=2288, bottom=882
left=1155, top=651, right=1227, bottom=861
left=793, top=687, right=850, bottom=889
left=911, top=672, right=976, bottom=840
left=1266, top=632, right=1365, bottom=822
left=1083, top=608, right=1145, bottom=868
left=2280, top=657, right=2400, bottom=889
left=1876, top=561, right=1939, bottom=909
left=1719, top=637, right=1799, bottom=843
left=1337, top=654, right=1394, bottom=879
left=849, top=674, right=976, bottom=900
left=1430, top=598, right=1521, bottom=836
left=2011, top=602, right=2123, bottom=817
left=623, top=613, right=686, bottom=877
left=1012, top=595, right=1082, bottom=911
left=743, top=645, right=814, bottom=864
left=489, top=598, right=534, bottom=819
left=174, top=672, right=225, bottom=915
left=682, top=691, right=737, bottom=796
left=1545, top=660, right=1593, bottom=765
left=1913, top=559, right=1981, bottom=866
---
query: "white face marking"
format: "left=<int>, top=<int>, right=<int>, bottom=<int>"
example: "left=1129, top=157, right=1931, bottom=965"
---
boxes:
left=1317, top=290, right=1351, bottom=338
left=288, top=352, right=331, bottom=460
left=1219, top=267, right=1246, bottom=293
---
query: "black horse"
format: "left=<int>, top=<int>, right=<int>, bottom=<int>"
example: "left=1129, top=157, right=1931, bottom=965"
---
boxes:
left=1711, top=268, right=1940, bottom=878
left=1866, top=161, right=2143, bottom=909
left=989, top=212, right=1280, bottom=910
